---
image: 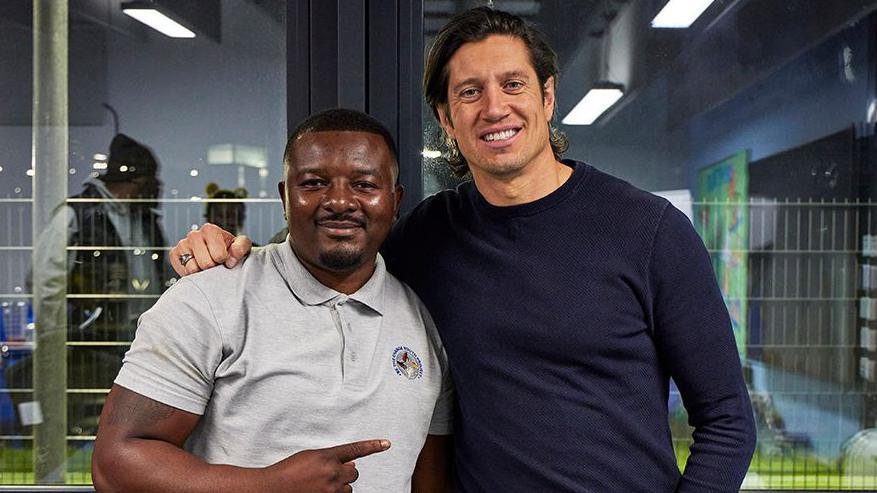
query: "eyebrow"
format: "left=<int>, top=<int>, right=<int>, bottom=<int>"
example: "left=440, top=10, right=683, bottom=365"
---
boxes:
left=294, top=165, right=385, bottom=177
left=451, top=77, right=482, bottom=94
left=451, top=71, right=532, bottom=94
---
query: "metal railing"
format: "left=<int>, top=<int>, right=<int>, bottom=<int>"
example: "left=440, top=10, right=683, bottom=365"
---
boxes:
left=1, top=197, right=876, bottom=488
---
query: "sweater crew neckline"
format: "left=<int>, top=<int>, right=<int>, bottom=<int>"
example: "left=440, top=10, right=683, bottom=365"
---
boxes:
left=468, top=160, right=589, bottom=218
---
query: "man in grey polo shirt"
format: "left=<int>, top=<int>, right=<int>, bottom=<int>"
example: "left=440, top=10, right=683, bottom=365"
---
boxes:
left=92, top=109, right=454, bottom=493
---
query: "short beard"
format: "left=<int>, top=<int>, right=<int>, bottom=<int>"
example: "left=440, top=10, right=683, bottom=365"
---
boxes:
left=319, top=247, right=364, bottom=271
left=478, top=159, right=529, bottom=178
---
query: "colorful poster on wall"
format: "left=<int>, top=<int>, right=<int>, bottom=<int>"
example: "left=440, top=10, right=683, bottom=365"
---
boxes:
left=697, top=150, right=749, bottom=359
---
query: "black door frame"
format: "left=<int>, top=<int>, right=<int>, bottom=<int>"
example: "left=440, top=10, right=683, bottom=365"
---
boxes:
left=286, top=0, right=424, bottom=213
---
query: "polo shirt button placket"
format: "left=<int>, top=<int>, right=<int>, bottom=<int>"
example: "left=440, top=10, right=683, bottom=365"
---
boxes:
left=333, top=296, right=357, bottom=384
left=329, top=298, right=348, bottom=380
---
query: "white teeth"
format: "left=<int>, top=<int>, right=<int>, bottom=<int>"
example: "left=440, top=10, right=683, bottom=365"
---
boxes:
left=483, top=129, right=518, bottom=141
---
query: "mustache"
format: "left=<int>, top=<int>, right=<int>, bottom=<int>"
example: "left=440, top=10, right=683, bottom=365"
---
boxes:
left=316, top=213, right=366, bottom=227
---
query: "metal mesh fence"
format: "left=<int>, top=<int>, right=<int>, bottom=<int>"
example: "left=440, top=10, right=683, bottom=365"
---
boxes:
left=0, top=196, right=284, bottom=485
left=1, top=197, right=876, bottom=488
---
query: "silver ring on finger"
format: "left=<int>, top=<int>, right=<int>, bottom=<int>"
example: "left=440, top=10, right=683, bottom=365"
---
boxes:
left=179, top=253, right=195, bottom=266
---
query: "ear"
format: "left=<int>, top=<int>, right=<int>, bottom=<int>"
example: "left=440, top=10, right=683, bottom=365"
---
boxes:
left=436, top=104, right=456, bottom=141
left=277, top=181, right=286, bottom=209
left=543, top=76, right=556, bottom=122
left=393, top=184, right=405, bottom=220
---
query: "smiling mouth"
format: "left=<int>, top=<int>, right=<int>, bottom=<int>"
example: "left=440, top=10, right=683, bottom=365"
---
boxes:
left=482, top=128, right=520, bottom=142
left=319, top=221, right=362, bottom=228
left=317, top=220, right=364, bottom=237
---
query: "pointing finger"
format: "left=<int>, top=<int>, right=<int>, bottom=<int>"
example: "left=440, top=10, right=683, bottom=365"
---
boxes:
left=329, top=439, right=391, bottom=463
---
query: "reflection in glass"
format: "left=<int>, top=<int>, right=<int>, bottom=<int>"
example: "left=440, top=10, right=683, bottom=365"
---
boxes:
left=0, top=0, right=286, bottom=485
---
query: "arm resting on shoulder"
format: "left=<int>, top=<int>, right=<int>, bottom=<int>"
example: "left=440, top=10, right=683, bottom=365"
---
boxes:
left=412, top=434, right=454, bottom=493
left=170, top=223, right=253, bottom=277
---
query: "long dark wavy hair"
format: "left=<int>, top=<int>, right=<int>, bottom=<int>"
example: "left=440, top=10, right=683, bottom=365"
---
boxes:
left=423, top=6, right=569, bottom=178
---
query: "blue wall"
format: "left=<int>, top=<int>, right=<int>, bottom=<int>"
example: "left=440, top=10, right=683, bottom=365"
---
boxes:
left=686, top=19, right=874, bottom=187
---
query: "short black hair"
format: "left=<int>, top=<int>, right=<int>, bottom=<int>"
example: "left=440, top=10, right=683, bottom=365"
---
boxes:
left=422, top=7, right=568, bottom=177
left=283, top=108, right=399, bottom=182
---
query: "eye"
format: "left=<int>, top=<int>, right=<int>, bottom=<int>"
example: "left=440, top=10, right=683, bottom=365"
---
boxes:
left=353, top=181, right=379, bottom=191
left=459, top=87, right=480, bottom=100
left=504, top=80, right=525, bottom=92
left=299, top=178, right=328, bottom=188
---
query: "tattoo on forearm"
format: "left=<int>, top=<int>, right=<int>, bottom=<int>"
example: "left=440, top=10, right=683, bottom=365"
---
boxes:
left=106, top=390, right=175, bottom=428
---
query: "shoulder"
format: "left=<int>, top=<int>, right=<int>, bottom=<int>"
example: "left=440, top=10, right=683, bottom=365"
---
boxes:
left=385, top=185, right=468, bottom=267
left=382, top=271, right=444, bottom=343
left=382, top=270, right=438, bottom=331
left=574, top=161, right=670, bottom=229
left=46, top=204, right=77, bottom=231
left=184, top=244, right=278, bottom=296
left=403, top=185, right=469, bottom=228
left=585, top=163, right=668, bottom=210
left=383, top=269, right=428, bottom=313
left=389, top=183, right=471, bottom=251
left=142, top=248, right=281, bottom=339
left=135, top=275, right=224, bottom=347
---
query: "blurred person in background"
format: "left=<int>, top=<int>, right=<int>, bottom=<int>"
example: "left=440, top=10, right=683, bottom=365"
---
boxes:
left=7, top=133, right=169, bottom=437
left=204, top=182, right=249, bottom=237
left=62, top=133, right=168, bottom=337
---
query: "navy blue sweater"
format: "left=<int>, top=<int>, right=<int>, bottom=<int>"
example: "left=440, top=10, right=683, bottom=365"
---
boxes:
left=383, top=161, right=755, bottom=492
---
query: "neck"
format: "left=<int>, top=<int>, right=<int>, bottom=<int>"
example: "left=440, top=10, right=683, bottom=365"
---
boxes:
left=312, top=266, right=375, bottom=295
left=471, top=152, right=572, bottom=207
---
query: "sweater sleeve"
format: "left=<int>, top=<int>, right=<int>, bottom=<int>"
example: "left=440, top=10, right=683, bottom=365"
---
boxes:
left=649, top=204, right=756, bottom=492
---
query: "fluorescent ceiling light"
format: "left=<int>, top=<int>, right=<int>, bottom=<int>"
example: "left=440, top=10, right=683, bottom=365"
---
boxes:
left=422, top=148, right=442, bottom=159
left=207, top=144, right=268, bottom=168
left=122, top=7, right=196, bottom=38
left=562, top=86, right=624, bottom=125
left=651, top=0, right=715, bottom=28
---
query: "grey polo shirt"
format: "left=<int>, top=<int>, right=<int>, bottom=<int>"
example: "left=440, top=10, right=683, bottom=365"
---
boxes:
left=115, top=241, right=453, bottom=492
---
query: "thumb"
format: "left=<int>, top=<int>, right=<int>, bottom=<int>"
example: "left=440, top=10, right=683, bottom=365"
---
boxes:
left=225, top=235, right=252, bottom=268
left=328, top=439, right=391, bottom=463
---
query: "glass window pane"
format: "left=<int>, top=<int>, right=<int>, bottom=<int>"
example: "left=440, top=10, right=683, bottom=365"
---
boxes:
left=0, top=1, right=286, bottom=485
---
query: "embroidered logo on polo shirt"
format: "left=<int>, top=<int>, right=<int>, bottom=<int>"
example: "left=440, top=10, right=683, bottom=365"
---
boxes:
left=392, top=346, right=423, bottom=380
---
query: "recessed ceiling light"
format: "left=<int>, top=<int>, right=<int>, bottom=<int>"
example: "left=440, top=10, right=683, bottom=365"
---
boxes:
left=122, top=4, right=196, bottom=38
left=562, top=85, right=624, bottom=125
left=651, top=0, right=715, bottom=29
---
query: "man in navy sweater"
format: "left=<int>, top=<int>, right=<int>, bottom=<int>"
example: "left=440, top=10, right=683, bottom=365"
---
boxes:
left=170, top=7, right=756, bottom=492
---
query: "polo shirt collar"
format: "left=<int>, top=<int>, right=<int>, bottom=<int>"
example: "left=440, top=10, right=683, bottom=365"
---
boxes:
left=275, top=240, right=386, bottom=315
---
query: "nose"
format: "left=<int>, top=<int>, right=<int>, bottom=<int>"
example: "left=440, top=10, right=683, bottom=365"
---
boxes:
left=482, top=84, right=510, bottom=121
left=321, top=182, right=358, bottom=212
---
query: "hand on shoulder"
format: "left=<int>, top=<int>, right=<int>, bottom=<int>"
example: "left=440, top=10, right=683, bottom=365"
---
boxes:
left=170, top=223, right=253, bottom=277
